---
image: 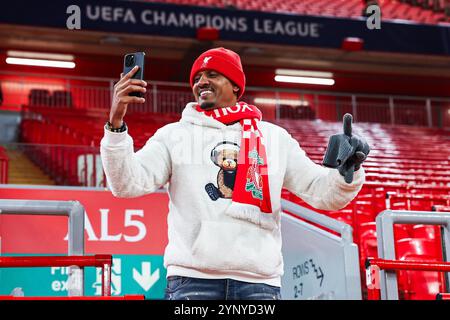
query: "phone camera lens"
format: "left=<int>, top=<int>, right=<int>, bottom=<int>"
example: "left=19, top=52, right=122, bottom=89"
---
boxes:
left=125, top=55, right=135, bottom=67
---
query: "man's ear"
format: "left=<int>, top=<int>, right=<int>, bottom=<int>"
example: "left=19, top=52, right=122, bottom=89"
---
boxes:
left=233, top=86, right=239, bottom=93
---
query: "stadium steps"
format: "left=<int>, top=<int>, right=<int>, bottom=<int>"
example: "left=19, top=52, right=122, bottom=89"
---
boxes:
left=5, top=149, right=55, bottom=185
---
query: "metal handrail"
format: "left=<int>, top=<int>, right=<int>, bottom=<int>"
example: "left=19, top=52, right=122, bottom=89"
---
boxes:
left=365, top=258, right=450, bottom=300
left=0, top=255, right=112, bottom=296
left=376, top=209, right=450, bottom=300
left=281, top=199, right=354, bottom=243
left=0, top=199, right=85, bottom=296
left=367, top=258, right=450, bottom=272
left=2, top=70, right=450, bottom=101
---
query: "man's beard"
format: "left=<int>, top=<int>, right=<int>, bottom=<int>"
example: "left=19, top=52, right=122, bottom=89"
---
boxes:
left=200, top=101, right=216, bottom=110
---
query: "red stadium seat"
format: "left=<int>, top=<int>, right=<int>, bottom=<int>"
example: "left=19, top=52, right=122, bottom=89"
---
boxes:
left=395, top=238, right=445, bottom=300
left=411, top=224, right=440, bottom=240
left=358, top=222, right=410, bottom=268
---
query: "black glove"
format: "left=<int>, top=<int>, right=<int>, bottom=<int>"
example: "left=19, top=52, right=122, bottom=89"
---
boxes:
left=322, top=113, right=370, bottom=184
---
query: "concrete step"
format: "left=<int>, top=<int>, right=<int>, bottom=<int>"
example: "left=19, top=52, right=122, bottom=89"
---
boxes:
left=5, top=148, right=55, bottom=185
left=9, top=181, right=56, bottom=185
left=9, top=175, right=55, bottom=180
left=10, top=176, right=55, bottom=181
left=9, top=171, right=48, bottom=176
left=9, top=178, right=55, bottom=183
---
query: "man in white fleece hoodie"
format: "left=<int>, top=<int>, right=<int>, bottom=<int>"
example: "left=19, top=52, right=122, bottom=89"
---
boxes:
left=101, top=47, right=369, bottom=300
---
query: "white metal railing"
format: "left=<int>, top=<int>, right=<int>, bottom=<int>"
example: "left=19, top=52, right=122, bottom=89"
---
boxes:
left=1, top=71, right=449, bottom=128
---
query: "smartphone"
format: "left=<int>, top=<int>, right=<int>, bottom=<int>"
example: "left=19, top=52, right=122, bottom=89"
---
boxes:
left=123, top=52, right=145, bottom=97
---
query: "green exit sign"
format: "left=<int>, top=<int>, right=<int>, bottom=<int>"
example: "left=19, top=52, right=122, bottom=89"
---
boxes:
left=0, top=254, right=166, bottom=299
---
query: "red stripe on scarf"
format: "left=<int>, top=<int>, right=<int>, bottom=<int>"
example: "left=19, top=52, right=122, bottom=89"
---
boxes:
left=196, top=102, right=272, bottom=214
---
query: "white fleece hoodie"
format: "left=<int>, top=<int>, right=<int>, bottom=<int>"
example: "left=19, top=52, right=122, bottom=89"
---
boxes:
left=100, top=102, right=365, bottom=287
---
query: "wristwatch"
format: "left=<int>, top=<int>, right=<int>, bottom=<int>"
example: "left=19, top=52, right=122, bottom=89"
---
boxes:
left=105, top=121, right=127, bottom=133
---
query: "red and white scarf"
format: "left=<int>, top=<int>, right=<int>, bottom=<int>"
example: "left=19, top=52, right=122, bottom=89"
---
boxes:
left=196, top=102, right=276, bottom=230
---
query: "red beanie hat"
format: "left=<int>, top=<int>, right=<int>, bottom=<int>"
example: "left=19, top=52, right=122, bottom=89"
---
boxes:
left=190, top=47, right=246, bottom=99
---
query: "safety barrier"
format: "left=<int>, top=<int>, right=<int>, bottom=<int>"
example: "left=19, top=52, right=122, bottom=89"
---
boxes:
left=280, top=199, right=362, bottom=299
left=374, top=209, right=450, bottom=300
left=366, top=258, right=450, bottom=300
left=0, top=255, right=112, bottom=297
left=0, top=199, right=85, bottom=296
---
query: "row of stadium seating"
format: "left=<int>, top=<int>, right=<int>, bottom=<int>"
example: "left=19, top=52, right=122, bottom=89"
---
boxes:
left=19, top=106, right=179, bottom=186
left=21, top=105, right=449, bottom=186
left=28, top=89, right=73, bottom=108
left=153, top=0, right=448, bottom=24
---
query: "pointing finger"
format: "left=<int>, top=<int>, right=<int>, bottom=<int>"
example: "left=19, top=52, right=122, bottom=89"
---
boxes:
left=343, top=113, right=353, bottom=137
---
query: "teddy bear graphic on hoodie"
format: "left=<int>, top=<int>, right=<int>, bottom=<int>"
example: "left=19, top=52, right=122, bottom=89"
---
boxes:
left=205, top=141, right=240, bottom=201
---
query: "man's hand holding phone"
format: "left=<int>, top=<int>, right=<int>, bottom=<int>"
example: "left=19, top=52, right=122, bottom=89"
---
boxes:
left=109, top=66, right=147, bottom=128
